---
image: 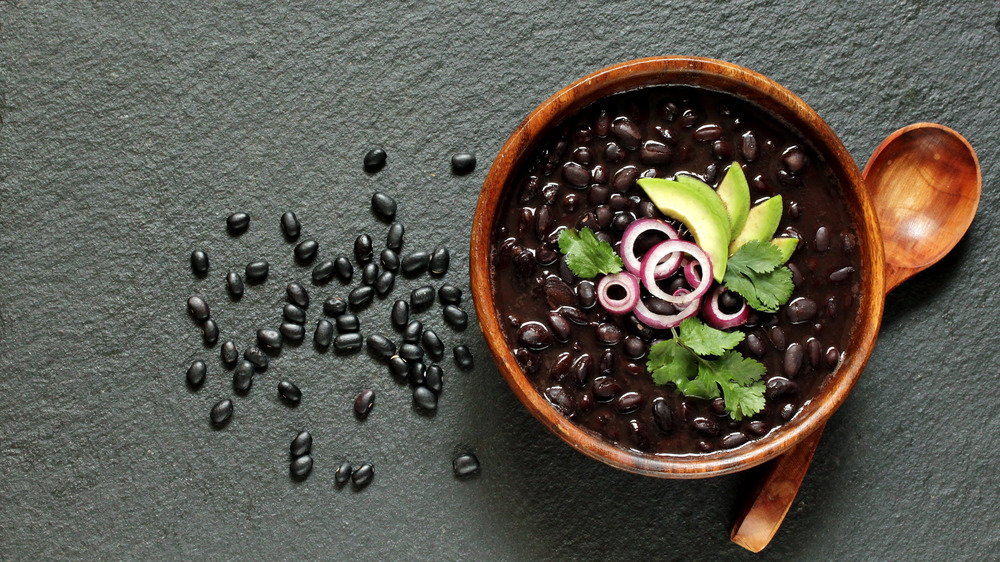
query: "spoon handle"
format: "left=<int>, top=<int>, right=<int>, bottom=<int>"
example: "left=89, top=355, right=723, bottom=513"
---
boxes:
left=730, top=424, right=825, bottom=552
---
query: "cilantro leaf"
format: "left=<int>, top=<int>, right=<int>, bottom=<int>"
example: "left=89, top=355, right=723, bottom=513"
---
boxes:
left=678, top=317, right=745, bottom=356
left=693, top=351, right=767, bottom=420
left=723, top=241, right=795, bottom=312
left=557, top=227, right=624, bottom=278
left=647, top=339, right=698, bottom=387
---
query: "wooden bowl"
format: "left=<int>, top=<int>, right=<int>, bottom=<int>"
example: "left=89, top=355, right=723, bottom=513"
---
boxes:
left=469, top=56, right=885, bottom=478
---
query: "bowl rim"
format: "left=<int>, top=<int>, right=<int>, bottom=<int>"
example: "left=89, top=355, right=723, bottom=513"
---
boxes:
left=470, top=56, right=886, bottom=478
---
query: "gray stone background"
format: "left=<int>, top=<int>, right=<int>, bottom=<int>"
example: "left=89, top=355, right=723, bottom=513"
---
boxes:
left=1, top=1, right=997, bottom=559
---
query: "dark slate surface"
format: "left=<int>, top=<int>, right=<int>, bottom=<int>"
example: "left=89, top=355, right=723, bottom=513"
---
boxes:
left=1, top=1, right=998, bottom=559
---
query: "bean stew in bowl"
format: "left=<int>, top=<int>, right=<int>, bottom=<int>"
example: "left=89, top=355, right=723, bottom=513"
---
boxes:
left=470, top=57, right=885, bottom=478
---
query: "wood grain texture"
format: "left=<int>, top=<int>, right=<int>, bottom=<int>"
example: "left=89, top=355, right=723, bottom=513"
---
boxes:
left=470, top=56, right=886, bottom=478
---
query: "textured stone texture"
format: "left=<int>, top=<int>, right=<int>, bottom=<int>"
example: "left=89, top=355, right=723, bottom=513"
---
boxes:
left=1, top=1, right=998, bottom=559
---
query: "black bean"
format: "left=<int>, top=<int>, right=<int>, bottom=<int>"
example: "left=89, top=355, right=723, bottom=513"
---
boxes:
left=443, top=304, right=468, bottom=330
left=429, top=247, right=450, bottom=276
left=278, top=380, right=302, bottom=404
left=788, top=263, right=804, bottom=286
left=290, top=431, right=312, bottom=458
left=314, top=319, right=333, bottom=348
left=452, top=453, right=480, bottom=477
left=334, top=256, right=354, bottom=282
left=766, top=376, right=798, bottom=399
left=709, top=397, right=727, bottom=416
left=740, top=131, right=759, bottom=161
left=286, top=282, right=309, bottom=308
left=611, top=165, right=638, bottom=194
left=364, top=148, right=387, bottom=172
left=186, top=360, right=207, bottom=387
left=202, top=319, right=219, bottom=346
left=371, top=192, right=397, bottom=220
left=279, top=321, right=305, bottom=343
left=334, top=333, right=363, bottom=353
left=257, top=328, right=282, bottom=351
left=616, top=391, right=643, bottom=414
left=403, top=320, right=423, bottom=343
left=354, top=234, right=373, bottom=264
left=782, top=147, right=809, bottom=174
left=825, top=346, right=840, bottom=368
left=437, top=284, right=462, bottom=305
left=210, top=399, right=233, bottom=426
left=545, top=353, right=570, bottom=382
left=226, top=212, right=250, bottom=234
left=336, top=314, right=360, bottom=333
left=562, top=161, right=591, bottom=187
left=692, top=417, right=721, bottom=436
left=453, top=345, right=474, bottom=370
left=425, top=364, right=444, bottom=394
left=570, top=354, right=594, bottom=387
left=312, top=260, right=335, bottom=283
left=783, top=343, right=804, bottom=377
left=746, top=332, right=766, bottom=357
left=245, top=260, right=269, bottom=284
left=595, top=323, right=622, bottom=346
left=354, top=389, right=375, bottom=417
left=748, top=420, right=770, bottom=436
left=335, top=461, right=353, bottom=485
left=399, top=342, right=424, bottom=362
left=283, top=304, right=306, bottom=324
left=517, top=322, right=553, bottom=350
left=187, top=296, right=210, bottom=322
left=386, top=222, right=405, bottom=251
left=366, top=334, right=396, bottom=360
left=280, top=212, right=300, bottom=240
left=390, top=300, right=410, bottom=328
left=768, top=326, right=786, bottom=351
left=323, top=297, right=347, bottom=317
left=639, top=140, right=671, bottom=164
left=611, top=116, right=641, bottom=149
left=622, top=336, right=647, bottom=360
left=413, top=386, right=438, bottom=411
left=190, top=250, right=209, bottom=276
left=451, top=152, right=477, bottom=175
left=814, top=226, right=831, bottom=252
left=786, top=297, right=818, bottom=324
left=829, top=266, right=855, bottom=282
left=244, top=346, right=268, bottom=370
left=380, top=249, right=400, bottom=271
left=417, top=330, right=442, bottom=361
left=373, top=270, right=395, bottom=296
left=591, top=377, right=620, bottom=401
left=544, top=385, right=575, bottom=416
left=349, top=285, right=375, bottom=308
left=221, top=341, right=238, bottom=366
left=389, top=355, right=409, bottom=378
left=233, top=360, right=254, bottom=393
left=780, top=402, right=797, bottom=421
left=807, top=337, right=822, bottom=367
left=651, top=397, right=672, bottom=432
left=290, top=455, right=313, bottom=479
left=604, top=142, right=625, bottom=163
left=599, top=350, right=614, bottom=376
left=352, top=463, right=375, bottom=487
left=547, top=312, right=571, bottom=343
left=294, top=240, right=319, bottom=264
left=408, top=361, right=427, bottom=385
left=410, top=285, right=435, bottom=309
left=721, top=432, right=749, bottom=449
left=401, top=251, right=430, bottom=275
left=712, top=139, right=734, bottom=160
left=226, top=272, right=244, bottom=298
left=361, top=262, right=379, bottom=286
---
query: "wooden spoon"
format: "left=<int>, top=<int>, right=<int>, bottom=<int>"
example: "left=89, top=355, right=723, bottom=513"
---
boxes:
left=730, top=123, right=982, bottom=552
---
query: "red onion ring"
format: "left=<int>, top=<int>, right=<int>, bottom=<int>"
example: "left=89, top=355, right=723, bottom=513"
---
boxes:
left=701, top=285, right=748, bottom=329
left=682, top=257, right=703, bottom=287
left=596, top=271, right=641, bottom=315
left=633, top=288, right=701, bottom=329
left=640, top=240, right=713, bottom=305
left=620, top=218, right=680, bottom=277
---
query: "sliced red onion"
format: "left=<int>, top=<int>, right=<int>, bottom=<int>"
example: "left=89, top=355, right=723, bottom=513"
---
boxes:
left=620, top=218, right=680, bottom=277
left=633, top=288, right=701, bottom=329
left=640, top=240, right=713, bottom=305
left=597, top=271, right=640, bottom=315
left=683, top=257, right=703, bottom=287
left=702, top=285, right=748, bottom=330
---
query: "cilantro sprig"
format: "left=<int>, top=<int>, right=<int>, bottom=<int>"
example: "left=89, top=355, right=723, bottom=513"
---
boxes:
left=557, top=227, right=624, bottom=278
left=647, top=318, right=766, bottom=420
left=723, top=240, right=795, bottom=313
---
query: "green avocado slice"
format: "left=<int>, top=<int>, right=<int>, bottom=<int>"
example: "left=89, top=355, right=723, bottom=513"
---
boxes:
left=771, top=236, right=799, bottom=264
left=716, top=164, right=751, bottom=239
left=729, top=195, right=783, bottom=254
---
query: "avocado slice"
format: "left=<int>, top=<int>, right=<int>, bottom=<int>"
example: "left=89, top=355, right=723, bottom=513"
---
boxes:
left=771, top=236, right=799, bottom=264
left=729, top=195, right=783, bottom=254
left=716, top=164, right=751, bottom=239
left=637, top=177, right=731, bottom=282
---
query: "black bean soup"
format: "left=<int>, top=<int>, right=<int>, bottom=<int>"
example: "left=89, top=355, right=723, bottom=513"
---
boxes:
left=491, top=86, right=862, bottom=455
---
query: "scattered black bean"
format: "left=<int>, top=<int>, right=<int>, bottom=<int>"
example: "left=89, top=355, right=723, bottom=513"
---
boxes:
left=226, top=212, right=250, bottom=234
left=286, top=282, right=309, bottom=308
left=371, top=192, right=397, bottom=219
left=422, top=329, right=445, bottom=359
left=334, top=333, right=363, bottom=353
left=257, top=328, right=282, bottom=351
left=290, top=431, right=312, bottom=458
left=187, top=296, right=210, bottom=322
left=294, top=240, right=319, bottom=264
left=245, top=260, right=269, bottom=284
left=336, top=313, right=360, bottom=333
left=202, top=319, right=219, bottom=346
left=386, top=223, right=404, bottom=251
left=452, top=453, right=480, bottom=477
left=413, top=386, right=438, bottom=411
left=314, top=319, right=333, bottom=348
left=443, top=304, right=468, bottom=330
left=451, top=152, right=476, bottom=175
left=429, top=247, right=450, bottom=276
left=380, top=249, right=400, bottom=271
left=438, top=284, right=462, bottom=305
left=403, top=320, right=423, bottom=343
left=334, top=256, right=354, bottom=282
left=401, top=251, right=430, bottom=275
left=425, top=364, right=443, bottom=394
left=364, top=148, right=387, bottom=172
left=290, top=455, right=313, bottom=479
left=410, top=285, right=435, bottom=309
left=244, top=346, right=268, bottom=370
left=349, top=285, right=375, bottom=308
left=278, top=380, right=302, bottom=404
left=210, top=399, right=233, bottom=426
left=351, top=463, right=375, bottom=487
left=366, top=334, right=396, bottom=360
left=335, top=462, right=353, bottom=485
left=354, top=389, right=375, bottom=417
left=354, top=234, right=373, bottom=264
left=391, top=300, right=410, bottom=328
left=233, top=360, right=254, bottom=393
left=221, top=341, right=238, bottom=366
left=226, top=272, right=244, bottom=298
left=283, top=303, right=306, bottom=324
left=453, top=345, right=473, bottom=370
left=389, top=355, right=409, bottom=378
left=190, top=250, right=209, bottom=276
left=324, top=297, right=347, bottom=317
left=312, top=260, right=335, bottom=283
left=186, top=360, right=206, bottom=387
left=280, top=212, right=300, bottom=240
left=279, top=321, right=305, bottom=343
left=409, top=361, right=427, bottom=385
left=361, top=262, right=379, bottom=286
left=399, top=342, right=424, bottom=362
